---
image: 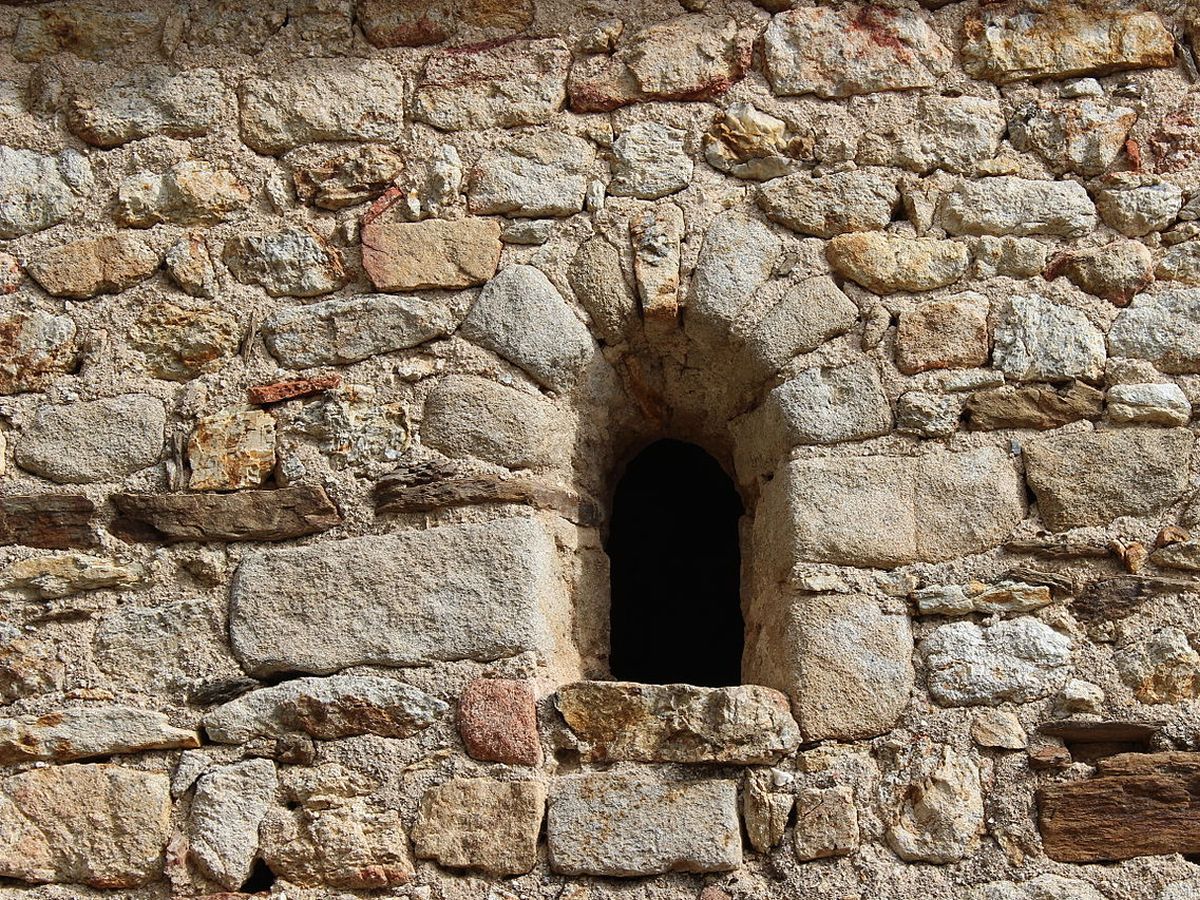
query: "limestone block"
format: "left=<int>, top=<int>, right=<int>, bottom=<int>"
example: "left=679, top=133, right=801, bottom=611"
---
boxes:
left=264, top=294, right=463, bottom=367
left=962, top=5, right=1174, bottom=83
left=754, top=447, right=1025, bottom=568
left=165, top=234, right=217, bottom=298
left=740, top=276, right=858, bottom=378
left=704, top=103, right=803, bottom=181
left=689, top=212, right=780, bottom=337
left=827, top=233, right=970, bottom=294
left=886, top=747, right=983, bottom=863
left=0, top=146, right=92, bottom=238
left=0, top=626, right=63, bottom=703
left=0, top=553, right=144, bottom=599
left=743, top=591, right=913, bottom=741
left=1024, top=426, right=1192, bottom=530
left=758, top=169, right=899, bottom=237
left=0, top=311, right=79, bottom=395
left=13, top=3, right=162, bottom=60
left=458, top=677, right=541, bottom=765
left=1107, top=383, right=1191, bottom=426
left=290, top=144, right=405, bottom=210
left=414, top=39, right=570, bottom=130
left=27, top=233, right=160, bottom=299
left=188, top=759, right=277, bottom=890
left=204, top=674, right=447, bottom=743
left=1108, top=289, right=1200, bottom=373
left=569, top=17, right=752, bottom=112
left=412, top=779, right=545, bottom=876
left=1094, top=174, right=1182, bottom=237
left=921, top=618, right=1072, bottom=706
left=973, top=875, right=1106, bottom=900
left=132, top=298, right=239, bottom=381
left=763, top=5, right=951, bottom=99
left=117, top=161, right=249, bottom=227
left=1045, top=240, right=1152, bottom=306
left=460, top=265, right=595, bottom=391
left=743, top=770, right=792, bottom=852
left=468, top=132, right=594, bottom=218
left=992, top=294, right=1106, bottom=383
left=1115, top=628, right=1200, bottom=704
left=67, top=67, right=226, bottom=148
left=547, top=774, right=741, bottom=876
left=610, top=122, right=692, bottom=199
left=223, top=226, right=347, bottom=298
left=970, top=709, right=1027, bottom=750
left=238, top=59, right=407, bottom=155
left=188, top=406, right=275, bottom=491
left=262, top=800, right=414, bottom=888
left=0, top=705, right=197, bottom=765
left=793, top=786, right=859, bottom=860
left=556, top=682, right=799, bottom=764
left=0, top=764, right=171, bottom=887
left=859, top=95, right=1005, bottom=175
left=421, top=375, right=568, bottom=469
left=732, top=360, right=892, bottom=477
left=939, top=176, right=1098, bottom=238
left=361, top=214, right=502, bottom=291
left=965, top=382, right=1103, bottom=431
left=16, top=395, right=165, bottom=484
left=895, top=295, right=989, bottom=374
left=1157, top=242, right=1200, bottom=285
left=1010, top=99, right=1136, bottom=176
left=229, top=517, right=569, bottom=675
left=896, top=391, right=961, bottom=438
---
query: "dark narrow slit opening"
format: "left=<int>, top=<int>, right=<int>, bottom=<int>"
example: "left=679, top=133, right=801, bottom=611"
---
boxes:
left=606, top=438, right=745, bottom=688
left=240, top=858, right=276, bottom=893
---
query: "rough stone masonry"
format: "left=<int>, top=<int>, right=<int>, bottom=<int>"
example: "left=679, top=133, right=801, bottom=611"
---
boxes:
left=2, top=0, right=1200, bottom=898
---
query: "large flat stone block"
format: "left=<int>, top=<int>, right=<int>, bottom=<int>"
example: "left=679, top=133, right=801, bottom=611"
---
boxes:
left=547, top=773, right=741, bottom=876
left=230, top=517, right=568, bottom=676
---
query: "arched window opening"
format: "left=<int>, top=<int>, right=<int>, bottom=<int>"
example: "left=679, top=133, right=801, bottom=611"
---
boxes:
left=606, top=439, right=745, bottom=687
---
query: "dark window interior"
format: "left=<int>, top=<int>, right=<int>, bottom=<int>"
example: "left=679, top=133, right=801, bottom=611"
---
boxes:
left=606, top=439, right=745, bottom=687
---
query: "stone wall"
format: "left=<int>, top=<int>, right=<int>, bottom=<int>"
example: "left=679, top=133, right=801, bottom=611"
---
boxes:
left=1, top=0, right=1200, bottom=898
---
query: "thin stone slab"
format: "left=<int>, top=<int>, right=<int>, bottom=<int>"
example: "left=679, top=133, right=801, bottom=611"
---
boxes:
left=0, top=493, right=96, bottom=548
left=556, top=682, right=800, bottom=764
left=229, top=517, right=567, bottom=676
left=112, top=485, right=341, bottom=542
left=0, top=705, right=198, bottom=764
left=548, top=774, right=741, bottom=876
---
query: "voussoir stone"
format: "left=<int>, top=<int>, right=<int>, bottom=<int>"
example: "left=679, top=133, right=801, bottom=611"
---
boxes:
left=992, top=294, right=1106, bottom=383
left=238, top=59, right=407, bottom=154
left=827, top=232, right=969, bottom=294
left=68, top=66, right=226, bottom=147
left=460, top=264, right=595, bottom=392
left=1024, top=426, right=1192, bottom=531
left=743, top=591, right=913, bottom=741
left=16, top=394, right=165, bottom=484
left=689, top=212, right=780, bottom=338
left=467, top=132, right=594, bottom=218
left=556, top=682, right=800, bottom=764
left=421, top=375, right=568, bottom=469
left=755, top=447, right=1025, bottom=568
left=938, top=176, right=1096, bottom=238
left=203, top=674, right=447, bottom=743
left=0, top=705, right=198, bottom=765
left=547, top=774, right=741, bottom=876
left=362, top=212, right=501, bottom=291
left=224, top=226, right=347, bottom=298
left=763, top=5, right=951, bottom=99
left=1108, top=288, right=1200, bottom=373
left=413, top=779, right=545, bottom=877
left=264, top=293, right=463, bottom=367
left=758, top=169, right=899, bottom=237
left=0, top=146, right=92, bottom=238
left=27, top=232, right=160, bottom=299
left=921, top=618, right=1072, bottom=706
left=0, top=764, right=171, bottom=887
left=0, top=310, right=79, bottom=394
left=962, top=5, right=1174, bottom=83
left=188, top=759, right=277, bottom=891
left=739, top=275, right=859, bottom=379
left=229, top=517, right=567, bottom=676
left=112, top=485, right=341, bottom=543
left=414, top=38, right=570, bottom=131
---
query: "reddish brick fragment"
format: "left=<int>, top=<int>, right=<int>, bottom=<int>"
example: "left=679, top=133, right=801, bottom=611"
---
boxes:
left=458, top=677, right=541, bottom=765
left=248, top=373, right=341, bottom=405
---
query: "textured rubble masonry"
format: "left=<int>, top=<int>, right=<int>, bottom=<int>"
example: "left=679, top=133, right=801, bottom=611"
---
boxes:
left=3, top=1, right=1200, bottom=899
